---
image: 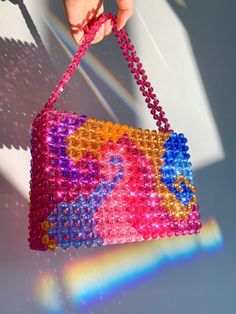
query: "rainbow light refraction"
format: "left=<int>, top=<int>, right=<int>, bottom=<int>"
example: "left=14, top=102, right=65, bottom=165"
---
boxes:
left=34, top=272, right=64, bottom=314
left=35, top=219, right=223, bottom=312
left=42, top=12, right=140, bottom=118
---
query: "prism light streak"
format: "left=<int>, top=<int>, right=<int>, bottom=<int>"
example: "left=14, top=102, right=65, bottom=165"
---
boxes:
left=64, top=219, right=222, bottom=304
left=42, top=12, right=138, bottom=120
left=43, top=11, right=138, bottom=109
left=75, top=51, right=138, bottom=113
left=34, top=272, right=64, bottom=314
left=42, top=13, right=119, bottom=122
left=135, top=8, right=169, bottom=69
left=35, top=219, right=223, bottom=311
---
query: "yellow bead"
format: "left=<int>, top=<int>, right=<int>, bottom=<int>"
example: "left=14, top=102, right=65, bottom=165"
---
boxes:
left=88, top=117, right=96, bottom=124
left=48, top=240, right=57, bottom=251
left=41, top=234, right=50, bottom=245
left=106, top=121, right=113, bottom=128
left=41, top=220, right=51, bottom=231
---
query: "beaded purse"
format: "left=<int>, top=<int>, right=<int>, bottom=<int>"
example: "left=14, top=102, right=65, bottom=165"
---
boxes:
left=28, top=14, right=201, bottom=251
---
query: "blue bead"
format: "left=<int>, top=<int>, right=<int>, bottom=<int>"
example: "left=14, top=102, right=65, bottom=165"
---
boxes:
left=62, top=227, right=70, bottom=234
left=48, top=227, right=57, bottom=236
left=91, top=219, right=97, bottom=227
left=84, top=226, right=92, bottom=233
left=161, top=132, right=195, bottom=205
left=85, top=239, right=93, bottom=247
left=48, top=215, right=57, bottom=223
left=62, top=170, right=68, bottom=177
left=78, top=231, right=86, bottom=240
left=109, top=155, right=123, bottom=166
left=58, top=202, right=67, bottom=209
left=92, top=231, right=98, bottom=238
left=80, top=114, right=87, bottom=121
left=60, top=241, right=70, bottom=250
left=73, top=240, right=83, bottom=248
left=71, top=214, right=80, bottom=220
left=95, top=237, right=104, bottom=246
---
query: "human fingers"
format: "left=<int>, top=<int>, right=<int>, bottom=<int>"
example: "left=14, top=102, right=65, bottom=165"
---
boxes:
left=91, top=24, right=106, bottom=43
left=104, top=18, right=112, bottom=36
left=116, top=0, right=134, bottom=30
left=63, top=0, right=104, bottom=44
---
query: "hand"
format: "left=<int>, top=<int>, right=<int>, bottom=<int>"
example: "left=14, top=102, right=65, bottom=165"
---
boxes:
left=63, top=0, right=134, bottom=44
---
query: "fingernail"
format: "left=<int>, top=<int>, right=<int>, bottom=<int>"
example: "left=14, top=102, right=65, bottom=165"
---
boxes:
left=117, top=23, right=124, bottom=31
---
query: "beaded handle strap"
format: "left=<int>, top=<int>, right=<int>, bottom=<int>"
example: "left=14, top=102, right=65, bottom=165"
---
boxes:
left=45, top=13, right=171, bottom=132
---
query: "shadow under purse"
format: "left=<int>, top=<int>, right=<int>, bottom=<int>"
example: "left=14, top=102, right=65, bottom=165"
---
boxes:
left=0, top=0, right=57, bottom=149
left=28, top=14, right=202, bottom=251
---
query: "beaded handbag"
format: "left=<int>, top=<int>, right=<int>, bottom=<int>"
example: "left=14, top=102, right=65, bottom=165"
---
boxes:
left=28, top=14, right=201, bottom=251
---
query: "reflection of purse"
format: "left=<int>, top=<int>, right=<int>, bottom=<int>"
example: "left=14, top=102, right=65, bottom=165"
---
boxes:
left=28, top=14, right=201, bottom=251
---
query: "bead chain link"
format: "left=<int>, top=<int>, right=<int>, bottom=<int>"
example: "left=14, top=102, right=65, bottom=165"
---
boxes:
left=45, top=13, right=171, bottom=132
